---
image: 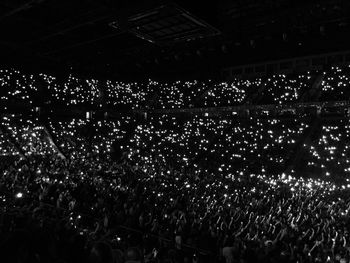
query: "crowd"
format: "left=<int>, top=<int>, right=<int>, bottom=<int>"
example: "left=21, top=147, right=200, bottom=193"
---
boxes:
left=2, top=64, right=350, bottom=262
left=1, top=111, right=350, bottom=263
left=320, top=66, right=350, bottom=102
left=46, top=117, right=131, bottom=158
left=254, top=74, right=314, bottom=105
left=1, top=65, right=350, bottom=110
left=297, top=118, right=350, bottom=183
left=0, top=128, right=19, bottom=156
left=0, top=115, right=57, bottom=156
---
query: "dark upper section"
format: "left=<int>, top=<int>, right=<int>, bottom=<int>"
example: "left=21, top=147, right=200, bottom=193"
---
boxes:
left=1, top=0, right=350, bottom=80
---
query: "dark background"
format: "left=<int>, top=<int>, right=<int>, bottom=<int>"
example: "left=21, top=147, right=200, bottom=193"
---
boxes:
left=1, top=0, right=349, bottom=80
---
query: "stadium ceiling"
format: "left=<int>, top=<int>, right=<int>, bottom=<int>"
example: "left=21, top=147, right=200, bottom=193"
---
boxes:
left=0, top=0, right=350, bottom=80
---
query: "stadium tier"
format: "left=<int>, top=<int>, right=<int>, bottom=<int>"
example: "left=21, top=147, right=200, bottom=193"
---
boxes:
left=1, top=65, right=350, bottom=263
left=1, top=66, right=350, bottom=111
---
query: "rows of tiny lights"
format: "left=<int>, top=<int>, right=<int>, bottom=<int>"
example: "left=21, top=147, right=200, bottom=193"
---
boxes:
left=105, top=80, right=149, bottom=109
left=3, top=66, right=350, bottom=262
left=2, top=112, right=350, bottom=188
left=52, top=75, right=103, bottom=106
left=156, top=82, right=185, bottom=109
left=1, top=66, right=350, bottom=185
left=200, top=82, right=247, bottom=107
left=150, top=79, right=263, bottom=109
left=126, top=115, right=308, bottom=179
left=320, top=65, right=350, bottom=101
left=2, top=67, right=344, bottom=110
left=177, top=80, right=207, bottom=107
left=302, top=119, right=350, bottom=180
left=0, top=69, right=38, bottom=108
left=0, top=109, right=349, bottom=189
left=48, top=119, right=88, bottom=158
left=1, top=115, right=57, bottom=156
left=0, top=129, right=19, bottom=156
left=2, top=114, right=350, bottom=218
left=24, top=72, right=252, bottom=109
left=47, top=117, right=132, bottom=158
left=123, top=117, right=350, bottom=209
left=258, top=74, right=313, bottom=104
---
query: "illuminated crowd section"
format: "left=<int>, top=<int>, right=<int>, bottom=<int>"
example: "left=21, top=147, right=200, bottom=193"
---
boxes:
left=1, top=113, right=350, bottom=187
left=48, top=74, right=102, bottom=107
left=0, top=69, right=38, bottom=108
left=1, top=115, right=57, bottom=156
left=3, top=66, right=350, bottom=262
left=255, top=74, right=314, bottom=104
left=127, top=115, right=308, bottom=177
left=1, top=65, right=350, bottom=110
left=47, top=117, right=132, bottom=158
left=320, top=65, right=350, bottom=101
left=0, top=129, right=19, bottom=156
left=297, top=118, right=350, bottom=182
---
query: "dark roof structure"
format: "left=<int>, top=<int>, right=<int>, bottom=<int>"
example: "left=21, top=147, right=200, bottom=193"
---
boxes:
left=0, top=0, right=349, bottom=80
